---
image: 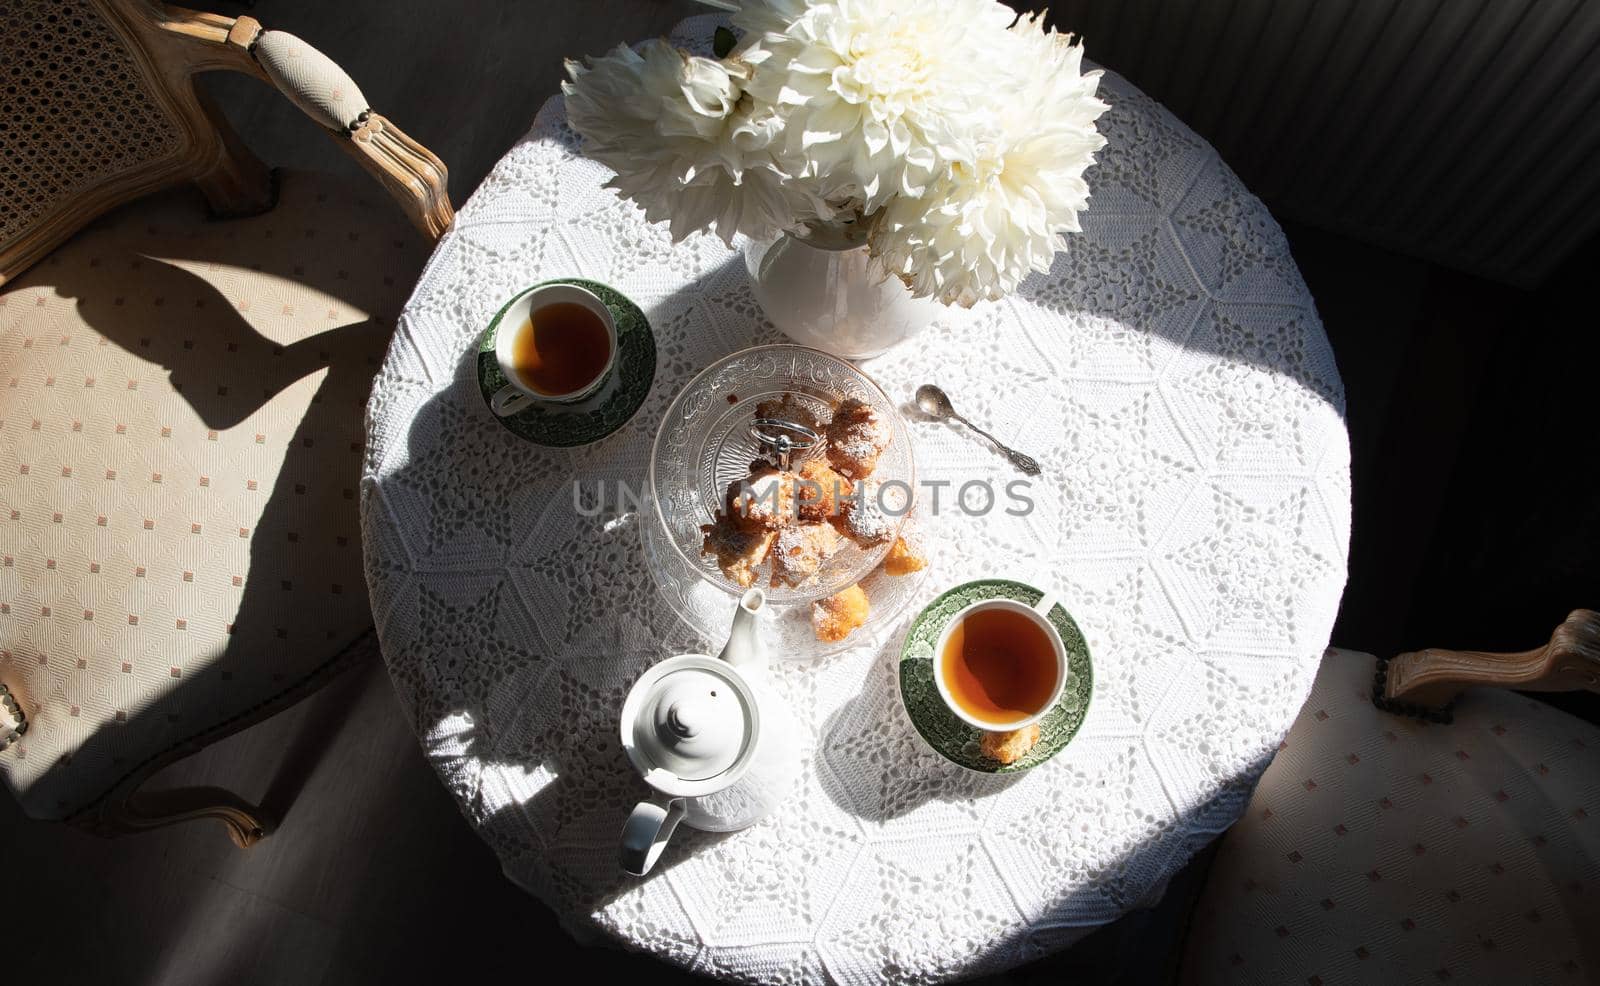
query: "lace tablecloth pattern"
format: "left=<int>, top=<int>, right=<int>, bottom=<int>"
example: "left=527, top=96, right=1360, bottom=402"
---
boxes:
left=361, top=19, right=1349, bottom=984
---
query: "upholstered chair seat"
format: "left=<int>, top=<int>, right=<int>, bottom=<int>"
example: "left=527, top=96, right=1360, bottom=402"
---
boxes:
left=0, top=171, right=426, bottom=836
left=1183, top=648, right=1600, bottom=983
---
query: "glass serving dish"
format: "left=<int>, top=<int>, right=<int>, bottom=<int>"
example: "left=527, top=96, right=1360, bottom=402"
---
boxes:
left=644, top=345, right=924, bottom=660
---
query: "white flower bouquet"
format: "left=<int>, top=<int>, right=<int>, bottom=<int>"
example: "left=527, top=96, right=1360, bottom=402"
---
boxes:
left=563, top=0, right=1109, bottom=308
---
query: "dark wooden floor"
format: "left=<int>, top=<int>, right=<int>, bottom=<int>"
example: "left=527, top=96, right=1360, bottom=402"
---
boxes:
left=3, top=1, right=1595, bottom=983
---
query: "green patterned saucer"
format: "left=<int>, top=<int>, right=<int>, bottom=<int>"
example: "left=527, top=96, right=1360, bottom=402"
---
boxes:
left=476, top=278, right=656, bottom=447
left=899, top=579, right=1093, bottom=774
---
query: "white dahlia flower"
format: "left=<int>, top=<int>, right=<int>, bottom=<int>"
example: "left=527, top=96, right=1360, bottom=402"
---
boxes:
left=562, top=40, right=829, bottom=243
left=870, top=15, right=1109, bottom=306
left=732, top=0, right=1011, bottom=211
left=562, top=3, right=1109, bottom=306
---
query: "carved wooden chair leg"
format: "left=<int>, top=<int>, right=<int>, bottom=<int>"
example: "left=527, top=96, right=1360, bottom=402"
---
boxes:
left=1381, top=608, right=1600, bottom=712
left=85, top=779, right=273, bottom=848
left=71, top=735, right=276, bottom=847
left=61, top=631, right=380, bottom=846
left=189, top=87, right=276, bottom=218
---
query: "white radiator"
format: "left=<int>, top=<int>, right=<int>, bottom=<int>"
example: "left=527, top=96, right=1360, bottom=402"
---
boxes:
left=1056, top=0, right=1600, bottom=285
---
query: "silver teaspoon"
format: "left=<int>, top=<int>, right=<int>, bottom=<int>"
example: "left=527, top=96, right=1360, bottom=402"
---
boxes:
left=915, top=384, right=1043, bottom=477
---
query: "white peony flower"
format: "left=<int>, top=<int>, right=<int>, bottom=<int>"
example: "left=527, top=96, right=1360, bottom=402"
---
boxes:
left=869, top=15, right=1109, bottom=306
left=563, top=40, right=830, bottom=244
left=733, top=0, right=1011, bottom=211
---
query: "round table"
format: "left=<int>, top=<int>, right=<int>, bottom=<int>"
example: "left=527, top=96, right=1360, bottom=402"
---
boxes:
left=361, top=18, right=1350, bottom=983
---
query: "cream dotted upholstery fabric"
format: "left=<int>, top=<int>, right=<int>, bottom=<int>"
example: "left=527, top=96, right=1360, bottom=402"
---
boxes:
left=0, top=171, right=427, bottom=819
left=1184, top=649, right=1600, bottom=983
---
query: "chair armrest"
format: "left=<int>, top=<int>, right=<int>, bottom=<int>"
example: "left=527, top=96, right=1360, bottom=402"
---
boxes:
left=1382, top=609, right=1600, bottom=709
left=340, top=112, right=455, bottom=241
left=0, top=680, right=26, bottom=752
left=244, top=25, right=454, bottom=239
left=151, top=7, right=454, bottom=239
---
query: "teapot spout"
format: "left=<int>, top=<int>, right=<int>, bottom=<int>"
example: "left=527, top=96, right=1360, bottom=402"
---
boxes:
left=718, top=588, right=766, bottom=670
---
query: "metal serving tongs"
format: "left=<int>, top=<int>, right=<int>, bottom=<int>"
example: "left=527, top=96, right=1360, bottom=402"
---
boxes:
left=749, top=416, right=820, bottom=471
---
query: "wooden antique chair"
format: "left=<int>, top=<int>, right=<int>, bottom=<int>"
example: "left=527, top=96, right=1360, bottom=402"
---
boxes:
left=1183, top=612, right=1600, bottom=982
left=0, top=0, right=452, bottom=844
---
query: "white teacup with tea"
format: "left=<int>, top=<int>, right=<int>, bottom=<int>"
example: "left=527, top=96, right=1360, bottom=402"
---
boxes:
left=933, top=595, right=1067, bottom=731
left=489, top=283, right=616, bottom=416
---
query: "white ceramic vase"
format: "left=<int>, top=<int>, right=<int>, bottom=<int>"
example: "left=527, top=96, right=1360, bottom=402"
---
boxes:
left=743, top=223, right=943, bottom=360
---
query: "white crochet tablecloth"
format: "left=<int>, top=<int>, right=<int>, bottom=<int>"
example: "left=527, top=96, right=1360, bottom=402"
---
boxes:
left=361, top=19, right=1349, bottom=984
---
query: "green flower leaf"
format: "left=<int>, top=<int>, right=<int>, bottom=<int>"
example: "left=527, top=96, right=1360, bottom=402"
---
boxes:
left=713, top=26, right=736, bottom=59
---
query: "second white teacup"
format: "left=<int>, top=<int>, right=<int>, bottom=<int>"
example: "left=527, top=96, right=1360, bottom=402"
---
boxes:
left=489, top=282, right=617, bottom=417
left=933, top=595, right=1067, bottom=731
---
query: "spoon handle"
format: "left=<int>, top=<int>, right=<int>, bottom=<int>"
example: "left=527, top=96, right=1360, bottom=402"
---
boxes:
left=953, top=414, right=1043, bottom=477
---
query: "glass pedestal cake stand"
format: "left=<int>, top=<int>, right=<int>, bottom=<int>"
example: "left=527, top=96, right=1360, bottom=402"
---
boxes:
left=643, top=345, right=925, bottom=661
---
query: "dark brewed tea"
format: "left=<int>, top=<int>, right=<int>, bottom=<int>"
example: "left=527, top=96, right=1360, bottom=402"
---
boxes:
left=940, top=607, right=1058, bottom=725
left=511, top=301, right=611, bottom=396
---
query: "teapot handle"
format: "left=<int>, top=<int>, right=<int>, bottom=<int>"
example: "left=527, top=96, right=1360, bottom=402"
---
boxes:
left=620, top=792, right=686, bottom=876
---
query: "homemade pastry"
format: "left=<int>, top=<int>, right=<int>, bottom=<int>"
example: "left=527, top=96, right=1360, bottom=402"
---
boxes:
left=727, top=467, right=798, bottom=528
left=700, top=513, right=777, bottom=588
left=698, top=390, right=908, bottom=590
left=753, top=393, right=824, bottom=435
left=796, top=458, right=852, bottom=522
left=979, top=724, right=1040, bottom=765
left=824, top=397, right=891, bottom=478
left=833, top=477, right=899, bottom=547
left=811, top=583, right=869, bottom=642
left=770, top=521, right=842, bottom=588
left=882, top=535, right=927, bottom=576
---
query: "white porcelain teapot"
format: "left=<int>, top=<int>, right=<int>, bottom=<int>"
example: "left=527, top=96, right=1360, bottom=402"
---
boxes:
left=619, top=588, right=801, bottom=875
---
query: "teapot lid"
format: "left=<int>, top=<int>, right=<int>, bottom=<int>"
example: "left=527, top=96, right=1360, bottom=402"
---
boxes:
left=626, top=659, right=754, bottom=784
